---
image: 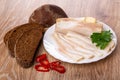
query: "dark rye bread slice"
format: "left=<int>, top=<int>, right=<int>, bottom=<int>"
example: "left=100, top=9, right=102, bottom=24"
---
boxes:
left=4, top=28, right=17, bottom=45
left=29, top=4, right=68, bottom=28
left=15, top=27, right=43, bottom=68
left=7, top=23, right=44, bottom=57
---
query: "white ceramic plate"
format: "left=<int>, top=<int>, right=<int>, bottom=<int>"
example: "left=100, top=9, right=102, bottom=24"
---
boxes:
left=43, top=19, right=117, bottom=64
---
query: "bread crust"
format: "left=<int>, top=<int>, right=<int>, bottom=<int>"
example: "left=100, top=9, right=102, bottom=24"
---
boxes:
left=29, top=4, right=68, bottom=28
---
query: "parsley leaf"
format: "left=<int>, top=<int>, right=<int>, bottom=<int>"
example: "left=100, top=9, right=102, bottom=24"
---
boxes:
left=90, top=30, right=112, bottom=49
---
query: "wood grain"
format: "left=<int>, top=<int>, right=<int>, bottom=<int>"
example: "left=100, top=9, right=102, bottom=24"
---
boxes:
left=0, top=0, right=120, bottom=80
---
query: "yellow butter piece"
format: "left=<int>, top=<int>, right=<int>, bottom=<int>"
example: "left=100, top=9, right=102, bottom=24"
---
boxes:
left=84, top=17, right=96, bottom=23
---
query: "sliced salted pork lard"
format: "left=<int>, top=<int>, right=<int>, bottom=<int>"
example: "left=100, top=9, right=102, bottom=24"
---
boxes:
left=53, top=32, right=84, bottom=62
left=55, top=18, right=103, bottom=37
left=57, top=33, right=94, bottom=59
left=104, top=40, right=115, bottom=52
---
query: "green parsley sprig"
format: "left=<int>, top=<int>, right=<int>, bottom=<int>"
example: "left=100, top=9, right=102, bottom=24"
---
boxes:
left=90, top=30, right=112, bottom=49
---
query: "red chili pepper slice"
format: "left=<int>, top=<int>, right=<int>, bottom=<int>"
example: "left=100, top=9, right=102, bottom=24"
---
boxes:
left=36, top=54, right=47, bottom=62
left=35, top=64, right=49, bottom=72
left=35, top=54, right=66, bottom=74
left=51, top=65, right=66, bottom=73
left=50, top=61, right=61, bottom=69
left=50, top=61, right=61, bottom=66
left=40, top=59, right=50, bottom=68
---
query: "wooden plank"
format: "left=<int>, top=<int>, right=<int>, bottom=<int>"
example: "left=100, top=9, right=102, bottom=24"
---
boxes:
left=0, top=0, right=120, bottom=80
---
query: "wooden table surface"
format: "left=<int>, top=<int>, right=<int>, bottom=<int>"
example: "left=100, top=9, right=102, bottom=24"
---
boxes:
left=0, top=0, right=120, bottom=80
